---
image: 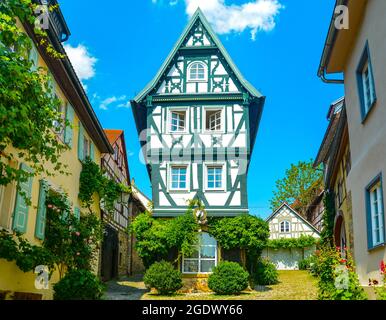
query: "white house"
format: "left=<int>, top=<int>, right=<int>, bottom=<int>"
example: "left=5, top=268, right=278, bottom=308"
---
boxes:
left=263, top=202, right=320, bottom=270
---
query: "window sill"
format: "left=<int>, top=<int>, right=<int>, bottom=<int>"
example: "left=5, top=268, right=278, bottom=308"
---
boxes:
left=368, top=242, right=385, bottom=252
left=187, top=79, right=208, bottom=83
left=168, top=189, right=190, bottom=193
left=204, top=189, right=226, bottom=193
left=361, top=99, right=377, bottom=124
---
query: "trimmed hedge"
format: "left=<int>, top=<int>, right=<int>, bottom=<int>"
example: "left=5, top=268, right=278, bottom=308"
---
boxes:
left=208, top=261, right=249, bottom=295
left=143, top=261, right=183, bottom=295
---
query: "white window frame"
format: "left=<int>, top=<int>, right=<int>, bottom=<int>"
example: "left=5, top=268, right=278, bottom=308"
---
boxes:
left=182, top=233, right=217, bottom=274
left=168, top=164, right=190, bottom=192
left=204, top=162, right=226, bottom=192
left=167, top=107, right=188, bottom=134
left=0, top=178, right=17, bottom=231
left=187, top=62, right=207, bottom=82
left=369, top=182, right=385, bottom=247
left=361, top=61, right=375, bottom=115
left=280, top=220, right=291, bottom=233
left=202, top=107, right=225, bottom=133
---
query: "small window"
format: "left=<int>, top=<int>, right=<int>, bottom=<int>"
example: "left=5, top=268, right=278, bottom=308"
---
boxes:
left=280, top=221, right=290, bottom=233
left=357, top=43, right=376, bottom=119
left=83, top=136, right=91, bottom=158
left=170, top=110, right=186, bottom=132
left=207, top=166, right=223, bottom=190
left=205, top=109, right=222, bottom=131
left=170, top=166, right=188, bottom=190
left=114, top=145, right=119, bottom=162
left=53, top=101, right=66, bottom=141
left=345, top=150, right=351, bottom=176
left=366, top=176, right=385, bottom=248
left=182, top=233, right=217, bottom=273
left=188, top=62, right=206, bottom=81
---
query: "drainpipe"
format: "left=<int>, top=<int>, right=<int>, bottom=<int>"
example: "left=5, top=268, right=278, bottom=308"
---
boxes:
left=319, top=67, right=344, bottom=84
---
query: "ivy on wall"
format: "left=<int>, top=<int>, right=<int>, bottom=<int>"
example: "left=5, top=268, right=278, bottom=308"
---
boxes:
left=266, top=235, right=317, bottom=250
left=0, top=0, right=69, bottom=192
left=0, top=190, right=103, bottom=279
left=78, top=157, right=131, bottom=214
left=320, top=191, right=336, bottom=247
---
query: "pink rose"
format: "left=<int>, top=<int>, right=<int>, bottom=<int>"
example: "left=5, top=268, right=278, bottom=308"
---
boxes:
left=47, top=204, right=53, bottom=209
left=75, top=232, right=80, bottom=237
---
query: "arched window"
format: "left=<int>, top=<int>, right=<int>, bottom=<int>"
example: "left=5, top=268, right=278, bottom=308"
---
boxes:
left=188, top=62, right=206, bottom=81
left=280, top=221, right=290, bottom=233
left=182, top=232, right=217, bottom=273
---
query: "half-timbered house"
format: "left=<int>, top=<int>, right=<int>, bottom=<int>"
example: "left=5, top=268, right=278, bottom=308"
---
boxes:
left=131, top=9, right=265, bottom=278
left=263, top=202, right=320, bottom=270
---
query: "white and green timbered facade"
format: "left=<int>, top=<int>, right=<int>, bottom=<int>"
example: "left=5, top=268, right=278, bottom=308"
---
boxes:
left=131, top=9, right=265, bottom=217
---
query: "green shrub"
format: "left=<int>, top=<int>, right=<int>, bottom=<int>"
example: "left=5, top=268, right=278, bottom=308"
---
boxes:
left=143, top=261, right=183, bottom=295
left=208, top=261, right=249, bottom=295
left=255, top=258, right=279, bottom=285
left=376, top=286, right=386, bottom=300
left=298, top=255, right=317, bottom=271
left=53, top=269, right=105, bottom=300
left=315, top=246, right=367, bottom=300
left=298, top=258, right=310, bottom=270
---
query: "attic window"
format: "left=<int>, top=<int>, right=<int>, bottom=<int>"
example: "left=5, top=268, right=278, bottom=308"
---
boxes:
left=188, top=62, right=206, bottom=81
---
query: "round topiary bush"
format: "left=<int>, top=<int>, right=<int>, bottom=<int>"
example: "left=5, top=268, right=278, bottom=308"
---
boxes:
left=255, top=258, right=279, bottom=285
left=53, top=269, right=105, bottom=300
left=143, top=261, right=183, bottom=295
left=208, top=261, right=249, bottom=295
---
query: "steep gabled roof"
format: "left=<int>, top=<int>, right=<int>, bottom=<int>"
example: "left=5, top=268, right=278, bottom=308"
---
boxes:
left=133, top=8, right=263, bottom=103
left=104, top=129, right=124, bottom=145
left=265, top=202, right=321, bottom=235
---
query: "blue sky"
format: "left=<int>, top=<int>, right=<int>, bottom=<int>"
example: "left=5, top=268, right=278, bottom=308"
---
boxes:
left=59, top=0, right=343, bottom=218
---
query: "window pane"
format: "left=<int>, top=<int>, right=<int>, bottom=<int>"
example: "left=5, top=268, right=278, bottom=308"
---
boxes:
left=201, top=233, right=217, bottom=246
left=201, top=260, right=215, bottom=273
left=201, top=246, right=216, bottom=259
left=183, top=260, right=199, bottom=273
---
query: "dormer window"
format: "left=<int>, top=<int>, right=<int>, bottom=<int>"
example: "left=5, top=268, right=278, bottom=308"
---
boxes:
left=188, top=62, right=206, bottom=81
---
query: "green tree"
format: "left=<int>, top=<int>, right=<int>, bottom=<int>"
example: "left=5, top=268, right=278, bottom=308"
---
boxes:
left=270, top=159, right=323, bottom=215
left=0, top=0, right=68, bottom=191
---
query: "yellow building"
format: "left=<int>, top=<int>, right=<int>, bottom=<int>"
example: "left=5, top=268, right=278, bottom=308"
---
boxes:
left=0, top=5, right=113, bottom=299
left=315, top=98, right=354, bottom=254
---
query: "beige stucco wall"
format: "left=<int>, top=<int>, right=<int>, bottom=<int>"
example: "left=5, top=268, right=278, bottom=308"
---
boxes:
left=343, top=0, right=386, bottom=284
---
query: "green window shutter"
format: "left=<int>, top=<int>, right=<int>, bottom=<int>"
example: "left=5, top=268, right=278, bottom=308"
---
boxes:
left=64, top=103, right=75, bottom=148
left=29, top=42, right=39, bottom=71
left=35, top=180, right=48, bottom=240
left=74, top=207, right=81, bottom=221
left=90, top=142, right=95, bottom=161
left=12, top=164, right=34, bottom=234
left=78, top=122, right=84, bottom=161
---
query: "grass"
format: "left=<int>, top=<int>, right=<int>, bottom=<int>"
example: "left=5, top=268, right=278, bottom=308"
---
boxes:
left=140, top=270, right=318, bottom=300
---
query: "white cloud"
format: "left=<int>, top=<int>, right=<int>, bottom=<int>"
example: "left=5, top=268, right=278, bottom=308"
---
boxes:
left=117, top=101, right=131, bottom=109
left=99, top=95, right=127, bottom=110
left=153, top=0, right=283, bottom=40
left=63, top=44, right=97, bottom=82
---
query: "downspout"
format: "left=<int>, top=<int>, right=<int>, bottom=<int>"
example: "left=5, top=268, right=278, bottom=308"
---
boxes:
left=319, top=69, right=344, bottom=84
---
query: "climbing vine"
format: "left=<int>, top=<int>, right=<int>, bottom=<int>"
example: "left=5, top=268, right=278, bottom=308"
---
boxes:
left=130, top=211, right=198, bottom=268
left=320, top=191, right=336, bottom=247
left=266, top=235, right=317, bottom=250
left=0, top=229, right=55, bottom=273
left=0, top=0, right=68, bottom=191
left=0, top=191, right=103, bottom=279
left=78, top=157, right=131, bottom=214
